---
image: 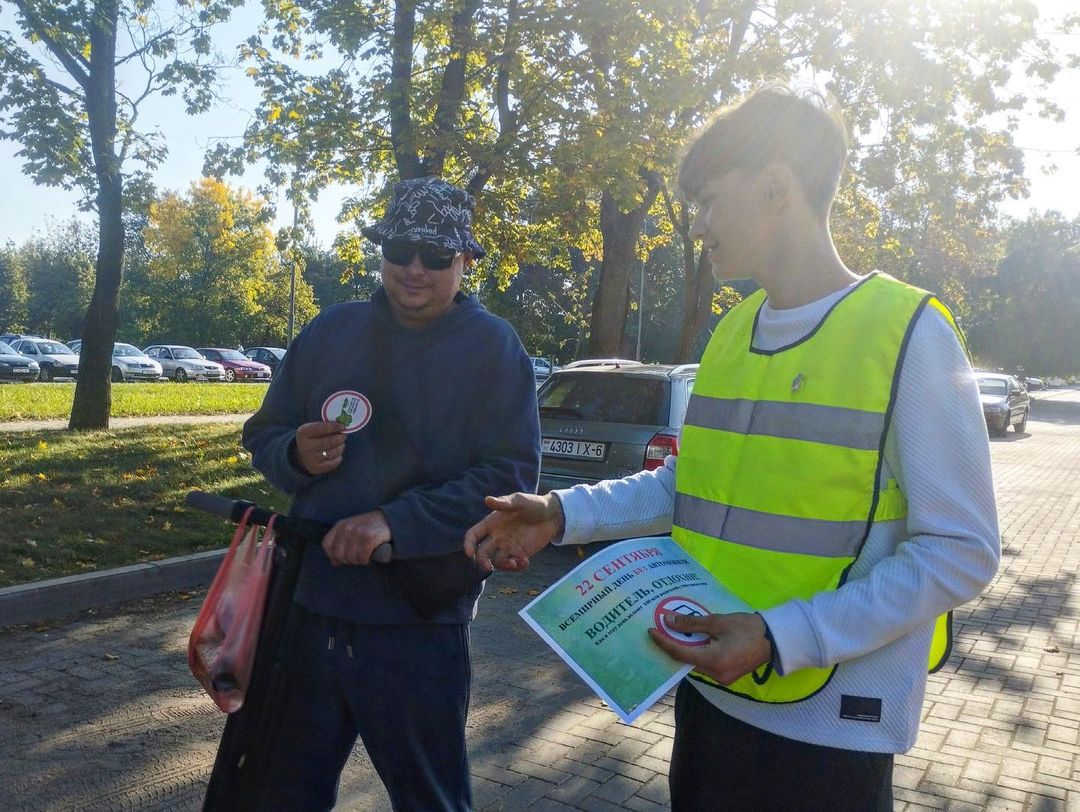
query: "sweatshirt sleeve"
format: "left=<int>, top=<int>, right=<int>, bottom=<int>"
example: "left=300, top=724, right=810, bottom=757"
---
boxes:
left=761, top=308, right=1001, bottom=674
left=378, top=327, right=541, bottom=560
left=553, top=456, right=678, bottom=545
left=241, top=328, right=318, bottom=496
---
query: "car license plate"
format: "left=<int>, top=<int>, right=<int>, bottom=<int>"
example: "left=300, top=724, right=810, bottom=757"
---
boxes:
left=13, top=368, right=28, bottom=373
left=542, top=437, right=608, bottom=461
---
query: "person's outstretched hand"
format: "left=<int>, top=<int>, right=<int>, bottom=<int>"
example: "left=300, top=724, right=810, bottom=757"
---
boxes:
left=648, top=611, right=772, bottom=685
left=464, top=493, right=565, bottom=572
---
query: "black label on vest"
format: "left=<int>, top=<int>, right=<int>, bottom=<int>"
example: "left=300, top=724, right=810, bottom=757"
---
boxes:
left=840, top=695, right=882, bottom=722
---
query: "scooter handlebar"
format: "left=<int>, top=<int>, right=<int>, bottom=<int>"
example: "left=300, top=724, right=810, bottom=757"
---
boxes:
left=185, top=490, right=393, bottom=563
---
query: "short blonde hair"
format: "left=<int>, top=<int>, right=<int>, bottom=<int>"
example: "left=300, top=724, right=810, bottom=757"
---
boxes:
left=677, top=85, right=849, bottom=217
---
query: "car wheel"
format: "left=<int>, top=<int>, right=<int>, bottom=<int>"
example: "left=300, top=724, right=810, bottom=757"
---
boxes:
left=39, top=365, right=53, bottom=382
left=111, top=366, right=124, bottom=383
left=174, top=368, right=188, bottom=383
left=1014, top=408, right=1028, bottom=433
left=225, top=368, right=236, bottom=383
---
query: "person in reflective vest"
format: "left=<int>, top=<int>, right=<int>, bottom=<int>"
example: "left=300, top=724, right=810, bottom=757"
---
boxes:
left=465, top=84, right=999, bottom=811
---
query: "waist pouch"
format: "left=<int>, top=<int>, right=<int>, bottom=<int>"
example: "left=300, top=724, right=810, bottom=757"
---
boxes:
left=389, top=552, right=490, bottom=619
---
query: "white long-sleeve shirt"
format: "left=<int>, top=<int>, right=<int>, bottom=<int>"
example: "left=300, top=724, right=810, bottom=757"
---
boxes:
left=553, top=279, right=1000, bottom=752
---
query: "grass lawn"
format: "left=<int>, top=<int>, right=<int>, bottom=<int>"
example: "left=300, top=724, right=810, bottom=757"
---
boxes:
left=0, top=381, right=268, bottom=421
left=0, top=423, right=289, bottom=588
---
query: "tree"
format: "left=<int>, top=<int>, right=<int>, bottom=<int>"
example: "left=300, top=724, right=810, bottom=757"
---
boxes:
left=19, top=218, right=96, bottom=340
left=575, top=0, right=1061, bottom=356
left=0, top=0, right=241, bottom=427
left=302, top=243, right=381, bottom=309
left=206, top=0, right=572, bottom=287
left=967, top=213, right=1080, bottom=374
left=213, top=0, right=1062, bottom=363
left=138, top=177, right=317, bottom=347
left=0, top=241, right=29, bottom=332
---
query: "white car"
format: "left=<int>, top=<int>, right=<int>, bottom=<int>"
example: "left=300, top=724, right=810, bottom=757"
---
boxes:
left=143, top=344, right=226, bottom=382
left=9, top=338, right=80, bottom=381
left=110, top=343, right=163, bottom=382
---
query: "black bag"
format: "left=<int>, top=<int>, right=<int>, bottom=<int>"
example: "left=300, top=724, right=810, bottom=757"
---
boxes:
left=389, top=554, right=488, bottom=618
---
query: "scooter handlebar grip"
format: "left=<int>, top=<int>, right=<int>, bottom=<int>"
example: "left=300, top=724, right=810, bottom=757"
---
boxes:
left=185, top=490, right=246, bottom=520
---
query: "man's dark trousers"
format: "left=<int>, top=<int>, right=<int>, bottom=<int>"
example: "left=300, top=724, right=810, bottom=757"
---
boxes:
left=260, top=607, right=472, bottom=811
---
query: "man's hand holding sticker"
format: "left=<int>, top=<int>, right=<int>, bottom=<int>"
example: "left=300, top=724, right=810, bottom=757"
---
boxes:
left=294, top=421, right=346, bottom=475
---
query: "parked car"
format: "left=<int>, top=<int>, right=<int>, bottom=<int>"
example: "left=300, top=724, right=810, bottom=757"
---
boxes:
left=67, top=339, right=82, bottom=353
left=535, top=363, right=698, bottom=493
left=0, top=340, right=40, bottom=382
left=561, top=358, right=642, bottom=370
left=9, top=338, right=80, bottom=381
left=976, top=372, right=1029, bottom=436
left=0, top=332, right=44, bottom=345
left=1022, top=376, right=1045, bottom=391
left=244, top=346, right=286, bottom=376
left=196, top=348, right=272, bottom=382
left=530, top=356, right=557, bottom=383
left=110, top=343, right=163, bottom=382
left=143, top=345, right=226, bottom=382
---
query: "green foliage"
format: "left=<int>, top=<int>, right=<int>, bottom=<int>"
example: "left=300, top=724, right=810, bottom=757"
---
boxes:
left=0, top=243, right=30, bottom=331
left=16, top=219, right=95, bottom=339
left=130, top=177, right=318, bottom=346
left=302, top=242, right=381, bottom=308
left=967, top=213, right=1080, bottom=375
left=0, top=0, right=243, bottom=205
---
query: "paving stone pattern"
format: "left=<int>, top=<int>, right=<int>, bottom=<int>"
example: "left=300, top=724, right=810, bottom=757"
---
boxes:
left=2, top=413, right=1079, bottom=810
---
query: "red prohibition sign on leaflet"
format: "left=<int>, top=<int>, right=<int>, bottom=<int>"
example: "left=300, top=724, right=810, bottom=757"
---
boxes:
left=653, top=596, right=711, bottom=646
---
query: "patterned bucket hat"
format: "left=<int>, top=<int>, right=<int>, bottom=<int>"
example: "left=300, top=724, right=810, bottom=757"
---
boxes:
left=361, top=177, right=486, bottom=260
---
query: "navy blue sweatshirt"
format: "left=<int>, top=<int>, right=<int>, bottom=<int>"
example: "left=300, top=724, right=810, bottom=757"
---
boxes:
left=242, top=288, right=540, bottom=625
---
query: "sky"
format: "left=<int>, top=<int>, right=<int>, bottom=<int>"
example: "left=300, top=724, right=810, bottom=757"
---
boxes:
left=0, top=1, right=1076, bottom=249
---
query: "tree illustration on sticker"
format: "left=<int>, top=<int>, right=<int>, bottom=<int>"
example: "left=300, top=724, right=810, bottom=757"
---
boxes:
left=336, top=396, right=358, bottom=427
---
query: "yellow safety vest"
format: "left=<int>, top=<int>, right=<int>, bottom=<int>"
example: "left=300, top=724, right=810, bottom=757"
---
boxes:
left=673, top=272, right=957, bottom=703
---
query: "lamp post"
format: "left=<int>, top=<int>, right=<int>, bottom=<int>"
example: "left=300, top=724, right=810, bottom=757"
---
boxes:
left=636, top=221, right=649, bottom=361
left=286, top=200, right=298, bottom=347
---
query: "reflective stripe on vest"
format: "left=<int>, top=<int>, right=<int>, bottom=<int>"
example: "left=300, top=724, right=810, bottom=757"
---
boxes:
left=672, top=272, right=956, bottom=703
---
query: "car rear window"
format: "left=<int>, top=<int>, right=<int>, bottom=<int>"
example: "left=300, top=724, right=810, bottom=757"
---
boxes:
left=977, top=378, right=1007, bottom=396
left=538, top=374, right=668, bottom=425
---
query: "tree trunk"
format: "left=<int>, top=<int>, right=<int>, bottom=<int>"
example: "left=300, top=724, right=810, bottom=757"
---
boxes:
left=588, top=176, right=661, bottom=357
left=676, top=251, right=714, bottom=361
left=69, top=0, right=122, bottom=430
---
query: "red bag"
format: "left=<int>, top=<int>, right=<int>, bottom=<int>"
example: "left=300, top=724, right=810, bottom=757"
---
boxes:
left=188, top=509, right=277, bottom=713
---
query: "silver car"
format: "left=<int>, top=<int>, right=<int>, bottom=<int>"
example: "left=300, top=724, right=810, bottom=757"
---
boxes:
left=110, top=343, right=163, bottom=382
left=9, top=338, right=80, bottom=381
left=536, top=361, right=698, bottom=493
left=143, top=344, right=226, bottom=382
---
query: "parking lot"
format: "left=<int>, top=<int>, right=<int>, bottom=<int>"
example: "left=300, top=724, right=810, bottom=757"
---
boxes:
left=2, top=403, right=1080, bottom=810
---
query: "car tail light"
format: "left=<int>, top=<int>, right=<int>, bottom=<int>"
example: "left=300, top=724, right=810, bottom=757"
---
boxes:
left=643, top=432, right=678, bottom=471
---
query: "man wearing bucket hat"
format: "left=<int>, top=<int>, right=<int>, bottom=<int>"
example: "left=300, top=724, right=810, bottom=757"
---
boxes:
left=243, top=177, right=540, bottom=810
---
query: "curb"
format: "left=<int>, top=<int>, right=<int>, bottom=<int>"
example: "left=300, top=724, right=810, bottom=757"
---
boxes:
left=0, top=548, right=225, bottom=627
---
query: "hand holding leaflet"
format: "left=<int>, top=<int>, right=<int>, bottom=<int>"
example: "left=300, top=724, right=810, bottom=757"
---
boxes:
left=519, top=536, right=752, bottom=723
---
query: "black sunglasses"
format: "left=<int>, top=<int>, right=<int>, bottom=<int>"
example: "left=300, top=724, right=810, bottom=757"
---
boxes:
left=381, top=240, right=460, bottom=271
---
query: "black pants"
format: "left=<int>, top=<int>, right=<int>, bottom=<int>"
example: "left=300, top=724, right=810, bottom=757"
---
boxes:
left=260, top=607, right=473, bottom=811
left=670, top=680, right=894, bottom=811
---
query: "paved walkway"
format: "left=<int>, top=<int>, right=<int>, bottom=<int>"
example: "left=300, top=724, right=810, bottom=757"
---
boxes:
left=2, top=413, right=1080, bottom=810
